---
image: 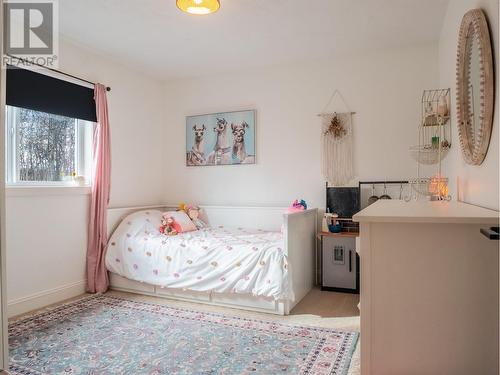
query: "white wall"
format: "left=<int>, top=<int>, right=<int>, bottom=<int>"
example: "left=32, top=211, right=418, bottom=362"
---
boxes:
left=58, top=39, right=167, bottom=208
left=439, top=0, right=499, bottom=210
left=6, top=39, right=166, bottom=316
left=163, top=44, right=439, bottom=209
left=6, top=189, right=89, bottom=316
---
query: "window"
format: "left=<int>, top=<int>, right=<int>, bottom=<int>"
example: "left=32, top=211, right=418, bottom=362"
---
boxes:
left=6, top=105, right=93, bottom=185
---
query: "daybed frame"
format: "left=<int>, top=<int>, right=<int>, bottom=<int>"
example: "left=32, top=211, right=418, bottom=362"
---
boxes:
left=106, top=205, right=317, bottom=315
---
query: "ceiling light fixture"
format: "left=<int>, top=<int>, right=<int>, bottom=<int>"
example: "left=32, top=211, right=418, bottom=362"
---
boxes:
left=176, top=0, right=220, bottom=15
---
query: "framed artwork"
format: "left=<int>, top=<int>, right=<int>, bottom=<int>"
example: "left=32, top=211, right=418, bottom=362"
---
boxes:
left=186, top=109, right=256, bottom=166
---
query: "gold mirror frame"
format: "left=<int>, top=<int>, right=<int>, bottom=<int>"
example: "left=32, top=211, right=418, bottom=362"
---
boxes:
left=456, top=9, right=495, bottom=165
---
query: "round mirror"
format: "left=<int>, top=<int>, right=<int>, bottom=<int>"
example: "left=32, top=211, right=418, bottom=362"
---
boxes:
left=456, top=9, right=494, bottom=165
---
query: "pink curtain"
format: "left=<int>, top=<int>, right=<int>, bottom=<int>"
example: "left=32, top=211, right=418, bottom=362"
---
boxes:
left=86, top=83, right=111, bottom=293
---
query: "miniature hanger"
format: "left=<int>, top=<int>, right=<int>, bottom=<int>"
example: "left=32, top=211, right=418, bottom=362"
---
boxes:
left=317, top=89, right=356, bottom=116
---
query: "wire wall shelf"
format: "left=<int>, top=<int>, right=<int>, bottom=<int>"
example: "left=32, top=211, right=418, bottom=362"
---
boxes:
left=408, top=89, right=452, bottom=201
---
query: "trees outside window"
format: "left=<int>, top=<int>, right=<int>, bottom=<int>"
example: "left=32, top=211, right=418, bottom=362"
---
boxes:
left=6, top=106, right=92, bottom=185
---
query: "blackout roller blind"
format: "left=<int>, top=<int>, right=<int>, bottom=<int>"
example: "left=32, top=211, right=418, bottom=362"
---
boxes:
left=6, top=66, right=97, bottom=122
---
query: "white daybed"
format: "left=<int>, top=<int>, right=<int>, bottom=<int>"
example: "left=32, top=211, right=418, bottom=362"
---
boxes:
left=106, top=205, right=317, bottom=315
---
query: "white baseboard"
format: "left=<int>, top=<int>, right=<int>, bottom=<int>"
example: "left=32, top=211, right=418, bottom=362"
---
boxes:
left=7, top=280, right=87, bottom=318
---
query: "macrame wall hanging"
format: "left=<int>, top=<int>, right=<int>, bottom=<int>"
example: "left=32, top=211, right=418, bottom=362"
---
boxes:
left=318, top=90, right=355, bottom=186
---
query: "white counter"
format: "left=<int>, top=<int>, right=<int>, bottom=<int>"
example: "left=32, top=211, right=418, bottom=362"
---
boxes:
left=353, top=200, right=499, bottom=375
left=353, top=199, right=499, bottom=224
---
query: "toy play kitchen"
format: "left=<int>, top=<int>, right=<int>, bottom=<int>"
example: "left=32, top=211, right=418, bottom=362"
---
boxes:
left=319, top=181, right=410, bottom=293
left=318, top=185, right=360, bottom=293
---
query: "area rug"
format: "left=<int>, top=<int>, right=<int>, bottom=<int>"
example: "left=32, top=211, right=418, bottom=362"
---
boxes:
left=9, top=294, right=358, bottom=374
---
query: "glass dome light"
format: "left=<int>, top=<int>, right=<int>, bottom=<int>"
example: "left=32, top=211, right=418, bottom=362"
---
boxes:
left=176, top=0, right=220, bottom=15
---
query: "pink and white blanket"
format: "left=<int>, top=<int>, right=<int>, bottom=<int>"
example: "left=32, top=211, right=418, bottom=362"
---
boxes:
left=105, top=210, right=293, bottom=301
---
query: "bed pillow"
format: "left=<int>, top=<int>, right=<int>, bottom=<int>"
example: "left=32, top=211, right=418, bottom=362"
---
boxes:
left=162, top=211, right=197, bottom=233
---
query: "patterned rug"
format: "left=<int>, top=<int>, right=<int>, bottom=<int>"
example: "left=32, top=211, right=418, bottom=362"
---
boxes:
left=9, top=294, right=358, bottom=374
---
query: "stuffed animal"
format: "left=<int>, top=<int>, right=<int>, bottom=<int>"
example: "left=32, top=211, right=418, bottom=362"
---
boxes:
left=159, top=215, right=178, bottom=236
left=186, top=205, right=207, bottom=229
left=287, top=199, right=308, bottom=213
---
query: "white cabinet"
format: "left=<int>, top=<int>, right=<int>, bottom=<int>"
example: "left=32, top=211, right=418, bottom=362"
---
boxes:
left=354, top=200, right=499, bottom=375
left=321, top=234, right=359, bottom=292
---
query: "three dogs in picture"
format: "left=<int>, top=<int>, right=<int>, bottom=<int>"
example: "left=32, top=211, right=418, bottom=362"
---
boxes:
left=186, top=110, right=256, bottom=166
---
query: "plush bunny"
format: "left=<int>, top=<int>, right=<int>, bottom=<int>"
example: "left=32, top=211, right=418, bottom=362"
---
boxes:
left=187, top=205, right=207, bottom=229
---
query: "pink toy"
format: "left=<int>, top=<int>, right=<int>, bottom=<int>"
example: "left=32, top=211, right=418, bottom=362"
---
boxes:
left=287, top=199, right=308, bottom=213
left=159, top=215, right=179, bottom=236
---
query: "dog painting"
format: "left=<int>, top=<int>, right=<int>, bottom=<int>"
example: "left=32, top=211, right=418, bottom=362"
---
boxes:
left=186, top=110, right=255, bottom=166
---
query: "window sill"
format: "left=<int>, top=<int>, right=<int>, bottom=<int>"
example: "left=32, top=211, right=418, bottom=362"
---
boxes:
left=6, top=185, right=92, bottom=197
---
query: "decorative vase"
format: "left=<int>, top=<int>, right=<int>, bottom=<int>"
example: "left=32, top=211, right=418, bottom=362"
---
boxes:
left=75, top=176, right=86, bottom=186
left=432, top=136, right=440, bottom=149
left=437, top=95, right=449, bottom=117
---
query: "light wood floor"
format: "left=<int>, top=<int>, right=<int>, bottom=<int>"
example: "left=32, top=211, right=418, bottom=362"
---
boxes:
left=11, top=287, right=361, bottom=374
left=292, top=288, right=360, bottom=318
